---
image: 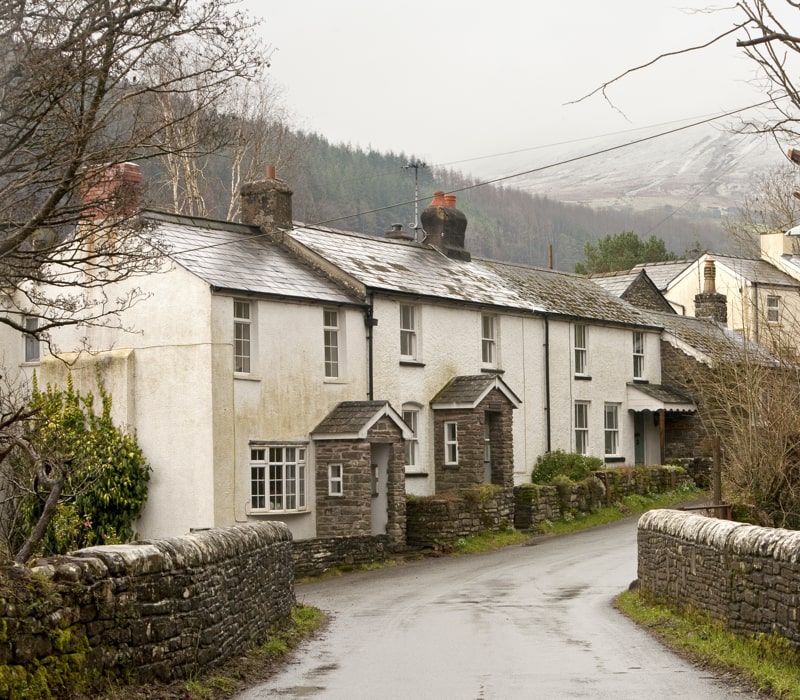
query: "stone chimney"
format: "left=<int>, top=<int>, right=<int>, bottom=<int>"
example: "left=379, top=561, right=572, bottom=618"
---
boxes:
left=81, top=162, right=142, bottom=221
left=385, top=223, right=413, bottom=241
left=239, top=166, right=293, bottom=230
left=694, top=259, right=727, bottom=324
left=420, top=191, right=470, bottom=261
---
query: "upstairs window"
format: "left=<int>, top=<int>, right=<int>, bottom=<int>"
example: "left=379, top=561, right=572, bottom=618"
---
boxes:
left=234, top=300, right=251, bottom=374
left=323, top=308, right=340, bottom=378
left=574, top=324, right=587, bottom=375
left=400, top=304, right=418, bottom=360
left=633, top=331, right=645, bottom=379
left=767, top=296, right=780, bottom=323
left=481, top=314, right=497, bottom=366
left=23, top=317, right=40, bottom=364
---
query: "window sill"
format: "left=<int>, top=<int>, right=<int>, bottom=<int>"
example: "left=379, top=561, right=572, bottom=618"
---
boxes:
left=481, top=367, right=504, bottom=374
left=247, top=508, right=310, bottom=516
left=21, top=361, right=41, bottom=367
left=632, top=378, right=649, bottom=384
left=323, top=378, right=349, bottom=385
left=235, top=372, right=262, bottom=382
left=400, top=360, right=426, bottom=367
left=604, top=456, right=626, bottom=464
left=405, top=471, right=429, bottom=478
left=574, top=375, right=592, bottom=381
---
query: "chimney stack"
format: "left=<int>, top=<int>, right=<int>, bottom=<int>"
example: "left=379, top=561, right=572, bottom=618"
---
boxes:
left=81, top=162, right=142, bottom=221
left=385, top=223, right=413, bottom=241
left=240, top=166, right=293, bottom=231
left=694, top=259, right=727, bottom=324
left=420, top=191, right=470, bottom=261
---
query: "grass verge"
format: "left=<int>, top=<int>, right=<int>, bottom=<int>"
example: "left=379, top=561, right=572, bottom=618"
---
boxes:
left=90, top=604, right=325, bottom=700
left=535, top=487, right=703, bottom=536
left=616, top=589, right=800, bottom=699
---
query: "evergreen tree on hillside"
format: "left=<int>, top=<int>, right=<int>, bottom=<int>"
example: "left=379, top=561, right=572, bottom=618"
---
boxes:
left=574, top=231, right=679, bottom=274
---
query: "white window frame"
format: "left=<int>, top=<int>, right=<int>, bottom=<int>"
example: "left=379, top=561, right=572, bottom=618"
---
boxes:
left=444, top=421, right=458, bottom=465
left=604, top=404, right=620, bottom=456
left=328, top=464, right=343, bottom=496
left=403, top=406, right=419, bottom=470
left=481, top=314, right=497, bottom=366
left=23, top=317, right=40, bottom=364
left=575, top=402, right=589, bottom=455
left=323, top=308, right=340, bottom=378
left=234, top=300, right=252, bottom=374
left=633, top=331, right=645, bottom=379
left=400, top=304, right=418, bottom=360
left=574, top=324, right=587, bottom=375
left=767, top=295, right=780, bottom=324
left=249, top=445, right=306, bottom=513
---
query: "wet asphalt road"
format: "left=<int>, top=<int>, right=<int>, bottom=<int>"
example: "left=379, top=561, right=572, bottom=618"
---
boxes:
left=237, top=517, right=755, bottom=699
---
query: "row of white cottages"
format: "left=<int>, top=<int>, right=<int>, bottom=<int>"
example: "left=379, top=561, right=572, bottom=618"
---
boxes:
left=6, top=168, right=719, bottom=547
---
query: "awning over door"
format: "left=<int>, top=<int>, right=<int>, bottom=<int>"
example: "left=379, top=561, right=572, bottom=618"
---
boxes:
left=626, top=382, right=696, bottom=413
left=311, top=400, right=413, bottom=440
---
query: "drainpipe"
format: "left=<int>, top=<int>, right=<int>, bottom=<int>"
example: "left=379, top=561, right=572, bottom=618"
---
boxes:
left=752, top=281, right=759, bottom=345
left=544, top=315, right=552, bottom=452
left=364, top=296, right=377, bottom=400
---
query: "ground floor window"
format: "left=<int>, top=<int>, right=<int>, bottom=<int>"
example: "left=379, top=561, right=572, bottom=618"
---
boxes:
left=604, top=404, right=619, bottom=455
left=444, top=421, right=458, bottom=464
left=250, top=445, right=306, bottom=512
left=329, top=463, right=343, bottom=496
left=575, top=402, right=589, bottom=455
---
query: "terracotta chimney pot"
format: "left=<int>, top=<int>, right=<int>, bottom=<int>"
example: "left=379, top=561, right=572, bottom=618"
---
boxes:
left=430, top=191, right=446, bottom=207
left=444, top=194, right=457, bottom=208
left=266, top=165, right=276, bottom=180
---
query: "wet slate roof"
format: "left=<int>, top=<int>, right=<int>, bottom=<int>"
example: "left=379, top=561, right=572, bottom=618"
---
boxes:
left=709, top=254, right=800, bottom=288
left=632, top=260, right=694, bottom=290
left=311, top=401, right=412, bottom=439
left=586, top=270, right=643, bottom=297
left=430, top=375, right=522, bottom=409
left=143, top=211, right=360, bottom=305
left=649, top=311, right=779, bottom=365
left=627, top=382, right=694, bottom=406
left=289, top=226, right=658, bottom=327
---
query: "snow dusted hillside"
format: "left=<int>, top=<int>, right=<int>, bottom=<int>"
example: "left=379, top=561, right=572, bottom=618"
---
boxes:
left=477, top=123, right=789, bottom=215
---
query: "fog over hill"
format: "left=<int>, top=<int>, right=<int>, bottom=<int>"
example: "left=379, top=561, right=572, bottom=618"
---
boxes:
left=477, top=123, right=787, bottom=217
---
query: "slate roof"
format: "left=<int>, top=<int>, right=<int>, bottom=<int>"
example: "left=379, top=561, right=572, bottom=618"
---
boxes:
left=289, top=226, right=659, bottom=328
left=627, top=382, right=695, bottom=407
left=143, top=210, right=360, bottom=305
left=649, top=311, right=779, bottom=365
left=587, top=270, right=642, bottom=297
left=710, top=254, right=800, bottom=288
left=632, top=260, right=694, bottom=290
left=429, top=375, right=522, bottom=409
left=311, top=401, right=412, bottom=439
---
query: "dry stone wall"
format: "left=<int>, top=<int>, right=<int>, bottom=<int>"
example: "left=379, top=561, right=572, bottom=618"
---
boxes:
left=638, top=510, right=800, bottom=646
left=0, top=522, right=294, bottom=697
left=514, top=466, right=693, bottom=530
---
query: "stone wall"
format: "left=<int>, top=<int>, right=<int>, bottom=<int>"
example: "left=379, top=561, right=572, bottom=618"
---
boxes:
left=0, top=522, right=294, bottom=697
left=514, top=466, right=694, bottom=530
left=406, top=485, right=514, bottom=548
left=660, top=341, right=708, bottom=459
left=638, top=510, right=800, bottom=647
left=293, top=535, right=391, bottom=578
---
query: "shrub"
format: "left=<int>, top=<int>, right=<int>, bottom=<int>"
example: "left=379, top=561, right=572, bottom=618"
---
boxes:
left=532, top=450, right=603, bottom=484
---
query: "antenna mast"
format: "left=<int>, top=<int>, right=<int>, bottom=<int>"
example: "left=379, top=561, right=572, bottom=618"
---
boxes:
left=403, top=161, right=428, bottom=241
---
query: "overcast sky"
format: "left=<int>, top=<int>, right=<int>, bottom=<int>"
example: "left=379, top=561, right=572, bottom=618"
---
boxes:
left=244, top=1, right=769, bottom=178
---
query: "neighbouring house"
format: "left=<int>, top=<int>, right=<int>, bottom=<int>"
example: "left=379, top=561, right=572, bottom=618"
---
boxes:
left=2, top=166, right=699, bottom=546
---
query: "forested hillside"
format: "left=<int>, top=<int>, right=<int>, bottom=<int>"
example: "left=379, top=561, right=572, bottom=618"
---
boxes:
left=145, top=129, right=731, bottom=272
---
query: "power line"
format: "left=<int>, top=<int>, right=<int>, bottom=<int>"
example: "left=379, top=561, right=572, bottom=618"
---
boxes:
left=168, top=99, right=774, bottom=257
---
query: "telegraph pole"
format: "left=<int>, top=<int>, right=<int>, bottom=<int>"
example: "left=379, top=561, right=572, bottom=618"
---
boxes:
left=403, top=161, right=427, bottom=241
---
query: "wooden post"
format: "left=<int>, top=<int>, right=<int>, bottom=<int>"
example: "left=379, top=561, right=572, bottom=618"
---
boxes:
left=712, top=434, right=723, bottom=515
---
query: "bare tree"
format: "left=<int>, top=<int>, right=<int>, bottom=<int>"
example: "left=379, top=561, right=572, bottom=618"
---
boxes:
left=725, top=164, right=800, bottom=255
left=0, top=0, right=268, bottom=340
left=573, top=1, right=800, bottom=142
left=0, top=0, right=269, bottom=561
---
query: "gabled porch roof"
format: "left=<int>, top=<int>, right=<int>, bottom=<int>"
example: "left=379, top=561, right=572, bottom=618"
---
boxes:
left=311, top=401, right=412, bottom=440
left=430, top=375, right=522, bottom=410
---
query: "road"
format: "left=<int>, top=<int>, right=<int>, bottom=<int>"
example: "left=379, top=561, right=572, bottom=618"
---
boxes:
left=237, top=517, right=754, bottom=699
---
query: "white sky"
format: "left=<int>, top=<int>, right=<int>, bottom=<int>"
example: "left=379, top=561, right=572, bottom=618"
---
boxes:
left=244, top=1, right=768, bottom=177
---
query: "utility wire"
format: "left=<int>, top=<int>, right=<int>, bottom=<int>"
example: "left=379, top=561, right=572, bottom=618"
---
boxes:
left=168, top=99, right=774, bottom=257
